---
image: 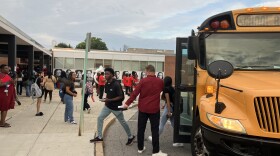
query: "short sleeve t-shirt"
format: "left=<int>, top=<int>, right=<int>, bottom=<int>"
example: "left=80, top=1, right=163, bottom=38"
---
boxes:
left=163, top=86, right=175, bottom=104
left=64, top=80, right=75, bottom=96
left=98, top=75, right=106, bottom=86
left=105, top=79, right=123, bottom=110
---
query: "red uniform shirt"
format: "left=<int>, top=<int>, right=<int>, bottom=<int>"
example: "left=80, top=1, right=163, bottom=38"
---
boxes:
left=98, top=75, right=105, bottom=86
left=125, top=75, right=164, bottom=114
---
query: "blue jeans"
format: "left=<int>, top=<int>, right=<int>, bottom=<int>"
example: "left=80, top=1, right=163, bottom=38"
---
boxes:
left=97, top=106, right=132, bottom=138
left=25, top=85, right=31, bottom=97
left=159, top=105, right=174, bottom=135
left=64, top=94, right=74, bottom=122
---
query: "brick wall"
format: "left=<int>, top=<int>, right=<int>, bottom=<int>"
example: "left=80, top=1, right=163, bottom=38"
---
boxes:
left=164, top=55, right=176, bottom=85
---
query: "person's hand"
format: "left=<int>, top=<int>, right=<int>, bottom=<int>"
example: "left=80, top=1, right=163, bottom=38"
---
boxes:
left=167, top=112, right=172, bottom=118
left=73, top=93, right=77, bottom=97
left=123, top=104, right=129, bottom=109
left=100, top=98, right=107, bottom=102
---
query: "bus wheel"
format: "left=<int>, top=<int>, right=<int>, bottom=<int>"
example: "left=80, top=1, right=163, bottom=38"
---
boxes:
left=191, top=116, right=210, bottom=156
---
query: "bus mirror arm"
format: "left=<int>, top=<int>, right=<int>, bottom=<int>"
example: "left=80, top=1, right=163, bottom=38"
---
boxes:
left=214, top=71, right=226, bottom=114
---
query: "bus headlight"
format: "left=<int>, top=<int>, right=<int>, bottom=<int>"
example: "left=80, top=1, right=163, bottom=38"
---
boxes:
left=206, top=113, right=246, bottom=134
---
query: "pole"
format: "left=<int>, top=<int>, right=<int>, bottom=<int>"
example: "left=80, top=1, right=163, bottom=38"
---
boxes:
left=79, top=33, right=91, bottom=136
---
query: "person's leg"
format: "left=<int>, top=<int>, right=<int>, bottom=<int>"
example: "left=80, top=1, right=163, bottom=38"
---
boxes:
left=44, top=89, right=48, bottom=101
left=49, top=90, right=53, bottom=102
left=159, top=105, right=169, bottom=135
left=67, top=96, right=74, bottom=122
left=97, top=106, right=111, bottom=138
left=138, top=111, right=148, bottom=150
left=0, top=111, right=7, bottom=125
left=64, top=95, right=69, bottom=122
left=36, top=98, right=42, bottom=114
left=149, top=111, right=160, bottom=154
left=16, top=82, right=20, bottom=94
left=112, top=110, right=132, bottom=138
left=83, top=94, right=89, bottom=110
left=99, top=86, right=104, bottom=99
left=19, top=81, right=22, bottom=95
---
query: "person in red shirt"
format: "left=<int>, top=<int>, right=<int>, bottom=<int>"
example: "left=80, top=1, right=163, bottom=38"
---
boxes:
left=122, top=65, right=166, bottom=155
left=98, top=72, right=106, bottom=99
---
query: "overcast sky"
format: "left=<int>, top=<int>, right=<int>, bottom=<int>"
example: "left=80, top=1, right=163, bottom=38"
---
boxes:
left=0, top=0, right=279, bottom=51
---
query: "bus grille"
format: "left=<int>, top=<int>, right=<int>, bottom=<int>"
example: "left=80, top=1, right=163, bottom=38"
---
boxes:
left=254, top=97, right=280, bottom=133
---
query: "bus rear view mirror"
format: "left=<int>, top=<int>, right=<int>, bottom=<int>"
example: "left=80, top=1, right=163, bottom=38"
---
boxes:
left=207, top=60, right=233, bottom=79
left=187, top=36, right=199, bottom=60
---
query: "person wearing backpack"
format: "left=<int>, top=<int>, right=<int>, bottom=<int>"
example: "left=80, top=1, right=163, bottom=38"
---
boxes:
left=90, top=67, right=135, bottom=145
left=43, top=71, right=57, bottom=103
left=81, top=75, right=94, bottom=113
left=57, top=71, right=67, bottom=103
left=63, top=72, right=77, bottom=124
left=34, top=71, right=44, bottom=116
left=147, top=76, right=184, bottom=147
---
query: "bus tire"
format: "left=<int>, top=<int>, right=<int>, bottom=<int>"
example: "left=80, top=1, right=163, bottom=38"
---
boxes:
left=191, top=116, right=213, bottom=156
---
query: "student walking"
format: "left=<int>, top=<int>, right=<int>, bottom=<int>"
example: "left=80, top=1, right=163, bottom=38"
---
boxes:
left=98, top=72, right=106, bottom=99
left=43, top=71, right=57, bottom=103
left=35, top=71, right=44, bottom=116
left=122, top=65, right=167, bottom=156
left=148, top=76, right=184, bottom=147
left=16, top=71, right=23, bottom=95
left=63, top=72, right=77, bottom=124
left=90, top=68, right=135, bottom=145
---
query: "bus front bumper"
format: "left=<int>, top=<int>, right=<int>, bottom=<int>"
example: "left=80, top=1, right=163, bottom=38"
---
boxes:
left=201, top=125, right=280, bottom=156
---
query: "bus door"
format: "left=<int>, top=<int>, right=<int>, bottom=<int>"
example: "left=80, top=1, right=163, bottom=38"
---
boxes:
left=173, top=37, right=196, bottom=143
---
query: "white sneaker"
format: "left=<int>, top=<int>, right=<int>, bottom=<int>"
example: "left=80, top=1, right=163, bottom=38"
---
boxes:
left=138, top=146, right=146, bottom=154
left=148, top=136, right=152, bottom=142
left=152, top=151, right=168, bottom=156
left=70, top=121, right=77, bottom=124
left=172, top=143, right=184, bottom=147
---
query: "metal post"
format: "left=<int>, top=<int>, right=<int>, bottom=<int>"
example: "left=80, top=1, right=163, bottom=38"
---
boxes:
left=8, top=35, right=16, bottom=72
left=79, top=33, right=91, bottom=136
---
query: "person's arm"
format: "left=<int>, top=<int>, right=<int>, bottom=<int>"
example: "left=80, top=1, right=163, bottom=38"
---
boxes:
left=65, top=86, right=77, bottom=97
left=123, top=80, right=142, bottom=108
left=165, top=92, right=172, bottom=117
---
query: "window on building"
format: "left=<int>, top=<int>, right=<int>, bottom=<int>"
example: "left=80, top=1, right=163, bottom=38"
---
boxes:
left=55, top=57, right=64, bottom=69
left=156, top=62, right=164, bottom=72
left=95, top=59, right=103, bottom=69
left=88, top=59, right=95, bottom=69
left=64, top=58, right=74, bottom=69
left=75, top=58, right=84, bottom=69
left=122, top=60, right=131, bottom=71
left=104, top=59, right=112, bottom=68
left=113, top=60, right=122, bottom=71
left=131, top=61, right=140, bottom=71
left=140, top=61, right=148, bottom=71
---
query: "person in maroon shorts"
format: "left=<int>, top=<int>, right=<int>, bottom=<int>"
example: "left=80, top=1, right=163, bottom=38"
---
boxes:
left=0, top=64, right=16, bottom=128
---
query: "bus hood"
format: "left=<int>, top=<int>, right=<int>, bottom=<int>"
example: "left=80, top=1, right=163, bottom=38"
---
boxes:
left=220, top=71, right=280, bottom=91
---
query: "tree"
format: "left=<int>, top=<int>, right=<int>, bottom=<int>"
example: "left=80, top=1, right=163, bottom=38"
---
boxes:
left=55, top=42, right=72, bottom=48
left=75, top=37, right=108, bottom=50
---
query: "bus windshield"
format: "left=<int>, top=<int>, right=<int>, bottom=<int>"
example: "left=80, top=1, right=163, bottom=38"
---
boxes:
left=206, top=33, right=280, bottom=70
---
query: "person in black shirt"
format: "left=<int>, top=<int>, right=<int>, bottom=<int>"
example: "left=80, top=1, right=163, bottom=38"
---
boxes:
left=90, top=68, right=135, bottom=145
left=63, top=72, right=77, bottom=124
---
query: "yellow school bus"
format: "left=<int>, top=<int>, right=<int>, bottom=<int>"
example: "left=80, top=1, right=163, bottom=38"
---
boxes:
left=173, top=7, right=280, bottom=156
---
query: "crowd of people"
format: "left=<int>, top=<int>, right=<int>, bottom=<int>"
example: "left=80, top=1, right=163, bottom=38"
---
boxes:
left=0, top=64, right=180, bottom=156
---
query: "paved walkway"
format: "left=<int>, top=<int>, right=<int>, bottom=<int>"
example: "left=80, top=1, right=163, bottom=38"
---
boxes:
left=1, top=88, right=99, bottom=156
left=104, top=108, right=192, bottom=156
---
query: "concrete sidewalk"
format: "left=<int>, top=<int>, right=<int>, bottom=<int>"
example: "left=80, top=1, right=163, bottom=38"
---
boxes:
left=0, top=88, right=99, bottom=156
left=103, top=109, right=192, bottom=156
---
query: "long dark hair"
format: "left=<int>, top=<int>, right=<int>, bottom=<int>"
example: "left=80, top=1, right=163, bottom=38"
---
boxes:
left=161, top=76, right=173, bottom=100
left=47, top=71, right=53, bottom=79
left=60, top=71, right=67, bottom=78
left=68, top=72, right=75, bottom=81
